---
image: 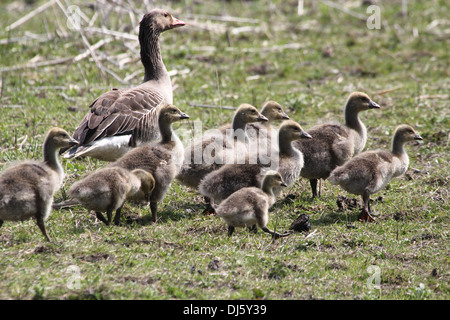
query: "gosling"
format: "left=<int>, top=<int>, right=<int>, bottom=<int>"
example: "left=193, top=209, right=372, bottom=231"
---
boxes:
left=110, top=104, right=189, bottom=222
left=294, top=92, right=380, bottom=198
left=177, top=103, right=268, bottom=190
left=199, top=120, right=312, bottom=206
left=213, top=171, right=293, bottom=238
left=69, top=168, right=155, bottom=225
left=0, top=128, right=77, bottom=241
left=328, top=125, right=422, bottom=222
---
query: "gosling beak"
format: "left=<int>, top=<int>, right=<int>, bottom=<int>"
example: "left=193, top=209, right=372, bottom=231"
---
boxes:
left=414, top=133, right=423, bottom=140
left=280, top=181, right=288, bottom=187
left=171, top=17, right=185, bottom=28
left=281, top=113, right=290, bottom=120
left=179, top=112, right=190, bottom=120
left=69, top=137, right=79, bottom=146
left=257, top=114, right=269, bottom=122
left=369, top=100, right=380, bottom=109
left=301, top=130, right=312, bottom=139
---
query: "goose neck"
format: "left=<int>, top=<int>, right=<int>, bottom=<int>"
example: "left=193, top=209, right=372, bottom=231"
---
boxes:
left=391, top=137, right=407, bottom=158
left=140, top=28, right=166, bottom=82
left=43, top=139, right=62, bottom=174
left=278, top=134, right=295, bottom=157
left=158, top=118, right=174, bottom=144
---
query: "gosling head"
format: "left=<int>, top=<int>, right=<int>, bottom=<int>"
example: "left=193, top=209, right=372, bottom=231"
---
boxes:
left=131, top=169, right=156, bottom=197
left=346, top=92, right=380, bottom=112
left=235, top=104, right=268, bottom=124
left=140, top=9, right=185, bottom=34
left=261, top=101, right=290, bottom=122
left=279, top=120, right=312, bottom=141
left=263, top=170, right=288, bottom=188
left=158, top=104, right=190, bottom=124
left=393, top=125, right=423, bottom=143
left=47, top=127, right=78, bottom=149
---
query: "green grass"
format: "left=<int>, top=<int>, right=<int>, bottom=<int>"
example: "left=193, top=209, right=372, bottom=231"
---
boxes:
left=0, top=0, right=448, bottom=300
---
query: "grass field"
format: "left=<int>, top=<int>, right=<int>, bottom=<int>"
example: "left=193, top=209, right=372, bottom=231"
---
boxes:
left=0, top=0, right=448, bottom=300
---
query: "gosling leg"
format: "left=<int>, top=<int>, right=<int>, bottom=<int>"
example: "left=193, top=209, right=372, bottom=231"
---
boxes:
left=95, top=212, right=109, bottom=225
left=310, top=179, right=318, bottom=198
left=36, top=216, right=51, bottom=242
left=150, top=201, right=158, bottom=223
left=261, top=226, right=293, bottom=239
left=106, top=209, right=113, bottom=225
left=113, top=205, right=124, bottom=226
left=359, top=189, right=376, bottom=222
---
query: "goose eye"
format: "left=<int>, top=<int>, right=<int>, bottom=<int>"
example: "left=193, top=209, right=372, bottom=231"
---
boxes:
left=164, top=13, right=169, bottom=18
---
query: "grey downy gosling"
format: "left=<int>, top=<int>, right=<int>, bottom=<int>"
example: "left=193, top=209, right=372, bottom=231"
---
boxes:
left=199, top=120, right=312, bottom=207
left=293, top=92, right=380, bottom=198
left=177, top=103, right=268, bottom=190
left=246, top=100, right=289, bottom=151
left=110, top=104, right=189, bottom=222
left=69, top=168, right=155, bottom=225
left=0, top=128, right=78, bottom=241
left=213, top=170, right=293, bottom=238
left=328, top=125, right=422, bottom=222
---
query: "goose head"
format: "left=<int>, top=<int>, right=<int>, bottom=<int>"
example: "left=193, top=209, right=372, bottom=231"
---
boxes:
left=279, top=120, right=312, bottom=141
left=158, top=104, right=190, bottom=124
left=261, top=101, right=290, bottom=122
left=141, top=9, right=185, bottom=33
left=394, top=125, right=423, bottom=143
left=131, top=169, right=156, bottom=197
left=263, top=170, right=288, bottom=188
left=346, top=92, right=380, bottom=112
left=234, top=104, right=268, bottom=125
left=47, top=127, right=78, bottom=149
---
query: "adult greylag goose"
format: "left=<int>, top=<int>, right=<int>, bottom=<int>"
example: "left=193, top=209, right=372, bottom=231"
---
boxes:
left=213, top=171, right=293, bottom=238
left=176, top=103, right=268, bottom=190
left=0, top=128, right=78, bottom=241
left=199, top=120, right=312, bottom=206
left=293, top=92, right=380, bottom=198
left=110, top=104, right=189, bottom=222
left=61, top=9, right=185, bottom=161
left=69, top=168, right=155, bottom=226
left=328, top=125, right=422, bottom=222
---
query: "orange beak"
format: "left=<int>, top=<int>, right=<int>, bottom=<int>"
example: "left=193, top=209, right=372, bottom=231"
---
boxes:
left=172, top=17, right=185, bottom=28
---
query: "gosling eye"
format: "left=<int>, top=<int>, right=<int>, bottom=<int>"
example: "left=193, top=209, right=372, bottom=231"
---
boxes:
left=163, top=13, right=169, bottom=18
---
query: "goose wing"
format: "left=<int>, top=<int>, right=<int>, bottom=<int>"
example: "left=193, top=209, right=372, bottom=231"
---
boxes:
left=68, top=86, right=164, bottom=151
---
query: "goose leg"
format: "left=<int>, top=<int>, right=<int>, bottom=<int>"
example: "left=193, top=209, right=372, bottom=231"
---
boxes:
left=36, top=216, right=51, bottom=242
left=95, top=211, right=109, bottom=225
left=202, top=197, right=216, bottom=215
left=261, top=226, right=293, bottom=239
left=310, top=179, right=318, bottom=198
left=359, top=189, right=376, bottom=222
left=113, top=205, right=124, bottom=226
left=227, top=225, right=235, bottom=236
left=0, top=219, right=3, bottom=228
left=248, top=224, right=257, bottom=233
left=106, top=209, right=113, bottom=225
left=150, top=201, right=158, bottom=222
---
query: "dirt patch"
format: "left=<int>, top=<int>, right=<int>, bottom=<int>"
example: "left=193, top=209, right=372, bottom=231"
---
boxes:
left=77, top=253, right=115, bottom=263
